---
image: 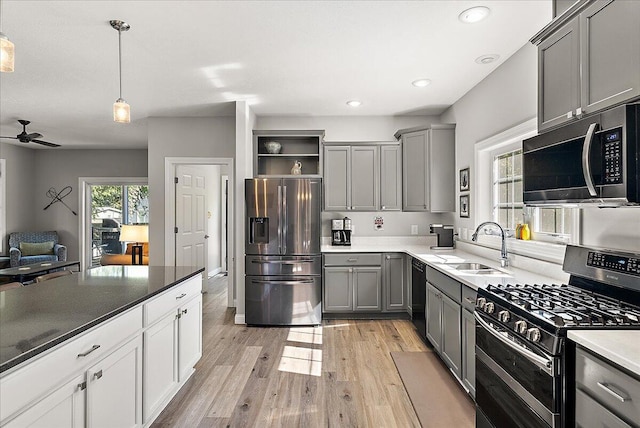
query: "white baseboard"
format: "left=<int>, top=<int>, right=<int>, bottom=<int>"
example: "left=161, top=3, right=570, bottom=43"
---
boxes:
left=234, top=314, right=245, bottom=325
left=208, top=267, right=222, bottom=277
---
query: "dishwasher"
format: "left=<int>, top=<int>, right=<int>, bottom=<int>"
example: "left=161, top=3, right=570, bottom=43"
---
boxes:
left=411, top=257, right=426, bottom=340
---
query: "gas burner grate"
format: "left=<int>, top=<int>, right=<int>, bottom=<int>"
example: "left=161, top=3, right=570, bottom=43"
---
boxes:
left=486, top=283, right=640, bottom=328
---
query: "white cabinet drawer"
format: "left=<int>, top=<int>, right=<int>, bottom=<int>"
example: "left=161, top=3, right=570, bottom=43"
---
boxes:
left=576, top=347, right=640, bottom=425
left=0, top=306, right=142, bottom=422
left=144, top=276, right=201, bottom=326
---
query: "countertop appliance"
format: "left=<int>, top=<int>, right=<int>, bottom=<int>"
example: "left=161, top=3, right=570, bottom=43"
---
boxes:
left=523, top=103, right=640, bottom=206
left=429, top=224, right=455, bottom=249
left=245, top=178, right=322, bottom=326
left=411, top=257, right=427, bottom=340
left=331, top=217, right=352, bottom=246
left=475, top=244, right=640, bottom=428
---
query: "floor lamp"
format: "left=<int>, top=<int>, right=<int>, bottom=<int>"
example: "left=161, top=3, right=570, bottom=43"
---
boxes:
left=120, top=224, right=148, bottom=265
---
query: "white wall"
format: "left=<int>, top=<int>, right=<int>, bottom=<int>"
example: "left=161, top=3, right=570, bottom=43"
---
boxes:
left=204, top=164, right=222, bottom=275
left=147, top=117, right=235, bottom=265
left=440, top=43, right=640, bottom=254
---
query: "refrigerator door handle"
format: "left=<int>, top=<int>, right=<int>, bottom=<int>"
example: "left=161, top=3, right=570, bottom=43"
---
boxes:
left=282, top=185, right=287, bottom=255
left=250, top=279, right=315, bottom=285
left=277, top=185, right=282, bottom=254
left=251, top=259, right=316, bottom=264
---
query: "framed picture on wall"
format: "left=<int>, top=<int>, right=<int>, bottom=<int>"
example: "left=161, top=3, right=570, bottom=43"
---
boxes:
left=459, top=167, right=470, bottom=192
left=460, top=195, right=470, bottom=218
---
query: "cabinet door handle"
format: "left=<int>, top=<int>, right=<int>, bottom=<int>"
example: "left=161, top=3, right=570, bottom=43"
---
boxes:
left=382, top=206, right=386, bottom=210
left=348, top=268, right=353, bottom=273
left=576, top=107, right=583, bottom=117
left=347, top=258, right=358, bottom=262
left=176, top=293, right=187, bottom=299
left=77, top=345, right=100, bottom=358
left=597, top=382, right=629, bottom=403
left=386, top=255, right=391, bottom=260
left=567, top=110, right=575, bottom=119
left=77, top=381, right=87, bottom=391
left=182, top=309, right=188, bottom=315
left=94, top=370, right=103, bottom=380
left=464, top=297, right=475, bottom=304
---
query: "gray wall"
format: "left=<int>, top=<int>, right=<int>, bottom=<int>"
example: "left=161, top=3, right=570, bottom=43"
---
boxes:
left=440, top=43, right=640, bottom=253
left=0, top=144, right=147, bottom=260
left=147, top=116, right=235, bottom=265
left=1, top=143, right=36, bottom=252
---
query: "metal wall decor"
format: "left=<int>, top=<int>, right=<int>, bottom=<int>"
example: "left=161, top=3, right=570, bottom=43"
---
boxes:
left=44, top=186, right=77, bottom=215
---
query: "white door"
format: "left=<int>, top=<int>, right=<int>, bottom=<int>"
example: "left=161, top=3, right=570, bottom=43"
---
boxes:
left=175, top=165, right=208, bottom=268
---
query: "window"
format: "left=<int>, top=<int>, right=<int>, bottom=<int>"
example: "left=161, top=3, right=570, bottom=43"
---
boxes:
left=491, top=147, right=575, bottom=243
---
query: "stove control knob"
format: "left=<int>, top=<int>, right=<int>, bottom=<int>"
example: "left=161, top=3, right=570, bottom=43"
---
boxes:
left=498, top=310, right=511, bottom=323
left=514, top=320, right=528, bottom=334
left=484, top=302, right=495, bottom=314
left=476, top=297, right=486, bottom=310
left=526, top=328, right=541, bottom=343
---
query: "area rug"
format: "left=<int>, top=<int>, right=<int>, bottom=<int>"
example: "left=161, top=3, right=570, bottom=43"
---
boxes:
left=391, top=351, right=475, bottom=428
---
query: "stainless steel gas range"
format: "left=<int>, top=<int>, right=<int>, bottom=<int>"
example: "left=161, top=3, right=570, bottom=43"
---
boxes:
left=475, top=245, right=640, bottom=428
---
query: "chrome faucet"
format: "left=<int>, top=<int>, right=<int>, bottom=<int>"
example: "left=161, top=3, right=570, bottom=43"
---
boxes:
left=471, top=221, right=509, bottom=267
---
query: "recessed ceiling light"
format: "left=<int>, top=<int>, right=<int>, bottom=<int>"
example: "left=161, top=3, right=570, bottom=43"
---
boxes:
left=458, top=6, right=490, bottom=24
left=412, top=79, right=431, bottom=87
left=346, top=100, right=362, bottom=107
left=475, top=54, right=500, bottom=64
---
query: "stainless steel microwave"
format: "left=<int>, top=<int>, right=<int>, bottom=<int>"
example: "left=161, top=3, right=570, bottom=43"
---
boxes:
left=523, top=103, right=640, bottom=206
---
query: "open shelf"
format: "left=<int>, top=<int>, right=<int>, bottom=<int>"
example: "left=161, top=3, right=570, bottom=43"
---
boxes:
left=253, top=130, right=324, bottom=176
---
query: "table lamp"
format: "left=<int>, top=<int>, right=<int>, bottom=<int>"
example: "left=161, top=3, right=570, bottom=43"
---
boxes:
left=120, top=224, right=148, bottom=265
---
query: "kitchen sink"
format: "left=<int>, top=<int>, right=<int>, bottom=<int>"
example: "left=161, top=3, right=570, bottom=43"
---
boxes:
left=454, top=262, right=502, bottom=274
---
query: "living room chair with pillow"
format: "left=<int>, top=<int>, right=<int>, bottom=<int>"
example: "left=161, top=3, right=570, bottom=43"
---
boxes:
left=8, top=231, right=68, bottom=267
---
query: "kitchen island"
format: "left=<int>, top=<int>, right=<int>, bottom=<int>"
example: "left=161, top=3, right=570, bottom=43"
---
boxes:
left=0, top=265, right=204, bottom=427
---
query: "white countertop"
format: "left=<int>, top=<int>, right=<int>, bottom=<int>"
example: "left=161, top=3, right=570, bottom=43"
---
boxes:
left=321, top=240, right=567, bottom=291
left=568, top=330, right=640, bottom=377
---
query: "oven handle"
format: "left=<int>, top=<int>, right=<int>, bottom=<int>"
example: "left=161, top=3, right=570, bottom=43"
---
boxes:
left=475, top=312, right=553, bottom=376
left=582, top=122, right=599, bottom=197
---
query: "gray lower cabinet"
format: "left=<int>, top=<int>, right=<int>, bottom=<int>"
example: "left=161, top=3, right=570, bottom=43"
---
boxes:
left=534, top=0, right=640, bottom=132
left=353, top=267, right=382, bottom=311
left=440, top=293, right=462, bottom=379
left=426, top=282, right=442, bottom=353
left=575, top=346, right=640, bottom=427
left=323, top=145, right=378, bottom=211
left=383, top=253, right=406, bottom=311
left=461, top=308, right=476, bottom=398
left=323, top=253, right=382, bottom=313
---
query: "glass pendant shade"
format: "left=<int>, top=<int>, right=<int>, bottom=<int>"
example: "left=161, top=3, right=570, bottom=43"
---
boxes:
left=113, top=98, right=130, bottom=123
left=0, top=33, right=15, bottom=73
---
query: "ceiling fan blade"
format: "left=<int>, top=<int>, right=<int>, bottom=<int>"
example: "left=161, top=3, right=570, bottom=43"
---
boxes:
left=31, top=139, right=61, bottom=148
left=26, top=132, right=43, bottom=140
left=0, top=136, right=19, bottom=140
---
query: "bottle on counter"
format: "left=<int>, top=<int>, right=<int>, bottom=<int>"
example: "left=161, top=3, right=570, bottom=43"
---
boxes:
left=520, top=224, right=531, bottom=240
left=515, top=223, right=523, bottom=239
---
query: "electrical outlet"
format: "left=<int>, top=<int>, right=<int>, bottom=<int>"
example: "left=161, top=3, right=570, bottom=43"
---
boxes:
left=411, top=225, right=418, bottom=235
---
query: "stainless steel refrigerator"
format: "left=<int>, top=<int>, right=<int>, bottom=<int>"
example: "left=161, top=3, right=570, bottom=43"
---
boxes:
left=245, top=178, right=322, bottom=325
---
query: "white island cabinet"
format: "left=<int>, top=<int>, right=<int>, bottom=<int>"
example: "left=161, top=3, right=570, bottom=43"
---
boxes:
left=0, top=269, right=203, bottom=428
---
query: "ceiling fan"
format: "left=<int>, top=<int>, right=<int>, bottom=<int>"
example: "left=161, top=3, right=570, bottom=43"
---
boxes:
left=0, top=119, right=61, bottom=147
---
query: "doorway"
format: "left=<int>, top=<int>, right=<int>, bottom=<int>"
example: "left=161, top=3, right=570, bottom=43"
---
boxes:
left=165, top=158, right=234, bottom=308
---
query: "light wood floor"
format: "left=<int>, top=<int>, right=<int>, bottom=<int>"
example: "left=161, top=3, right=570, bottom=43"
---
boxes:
left=151, top=275, right=431, bottom=427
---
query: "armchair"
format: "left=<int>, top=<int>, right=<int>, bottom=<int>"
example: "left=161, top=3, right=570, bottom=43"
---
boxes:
left=8, top=231, right=67, bottom=267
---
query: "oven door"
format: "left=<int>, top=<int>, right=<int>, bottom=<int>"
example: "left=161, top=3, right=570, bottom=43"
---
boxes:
left=475, top=312, right=561, bottom=428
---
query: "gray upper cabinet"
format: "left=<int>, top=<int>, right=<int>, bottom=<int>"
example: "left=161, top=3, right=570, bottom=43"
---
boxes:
left=351, top=146, right=379, bottom=211
left=323, top=144, right=378, bottom=211
left=323, top=146, right=350, bottom=211
left=534, top=0, right=640, bottom=133
left=398, top=125, right=455, bottom=212
left=580, top=0, right=640, bottom=115
left=253, top=130, right=323, bottom=176
left=538, top=19, right=581, bottom=132
left=380, top=145, right=402, bottom=211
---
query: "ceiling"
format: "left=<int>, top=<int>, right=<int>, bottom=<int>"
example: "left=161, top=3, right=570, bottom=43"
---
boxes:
left=0, top=1, right=552, bottom=149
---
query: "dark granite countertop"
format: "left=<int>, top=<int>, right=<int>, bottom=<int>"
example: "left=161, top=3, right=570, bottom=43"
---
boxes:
left=0, top=265, right=204, bottom=374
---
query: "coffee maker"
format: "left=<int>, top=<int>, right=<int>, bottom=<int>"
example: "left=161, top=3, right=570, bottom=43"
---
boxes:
left=331, top=217, right=352, bottom=246
left=430, top=224, right=455, bottom=249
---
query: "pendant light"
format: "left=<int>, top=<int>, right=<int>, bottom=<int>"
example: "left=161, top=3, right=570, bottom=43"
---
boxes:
left=0, top=0, right=15, bottom=73
left=110, top=19, right=131, bottom=123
